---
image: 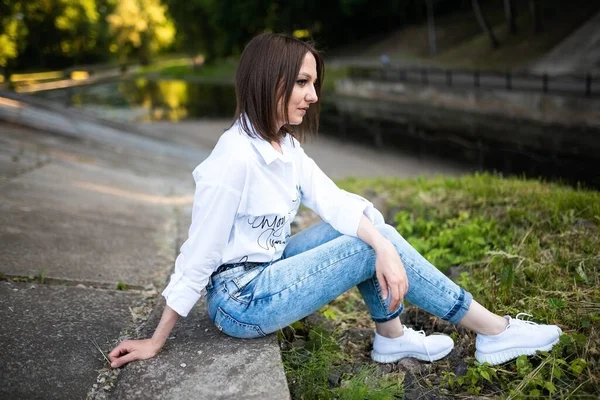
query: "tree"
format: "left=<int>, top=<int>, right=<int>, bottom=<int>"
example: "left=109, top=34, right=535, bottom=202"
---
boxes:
left=472, top=0, right=499, bottom=49
left=107, top=0, right=176, bottom=66
left=425, top=0, right=437, bottom=56
left=529, top=0, right=543, bottom=33
left=54, top=0, right=100, bottom=63
left=168, top=0, right=219, bottom=65
left=0, top=2, right=28, bottom=70
left=504, top=0, right=517, bottom=34
left=11, top=0, right=106, bottom=70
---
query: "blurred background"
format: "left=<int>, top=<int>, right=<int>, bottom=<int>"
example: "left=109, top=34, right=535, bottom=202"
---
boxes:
left=1, top=3, right=600, bottom=399
left=1, top=0, right=599, bottom=186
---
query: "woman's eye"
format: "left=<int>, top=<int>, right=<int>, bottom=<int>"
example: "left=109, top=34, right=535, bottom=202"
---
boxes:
left=296, top=79, right=308, bottom=87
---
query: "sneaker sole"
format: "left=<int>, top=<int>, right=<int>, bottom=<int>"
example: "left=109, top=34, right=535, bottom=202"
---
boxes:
left=475, top=337, right=560, bottom=365
left=371, top=346, right=453, bottom=363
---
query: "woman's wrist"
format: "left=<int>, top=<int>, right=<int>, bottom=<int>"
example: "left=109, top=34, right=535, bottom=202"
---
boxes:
left=149, top=304, right=180, bottom=351
left=150, top=336, right=166, bottom=351
left=373, top=238, right=395, bottom=254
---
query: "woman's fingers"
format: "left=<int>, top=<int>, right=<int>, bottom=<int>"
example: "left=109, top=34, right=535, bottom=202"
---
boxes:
left=376, top=271, right=388, bottom=300
left=108, top=339, right=160, bottom=368
left=389, top=281, right=401, bottom=311
left=109, top=340, right=130, bottom=360
left=111, top=350, right=138, bottom=368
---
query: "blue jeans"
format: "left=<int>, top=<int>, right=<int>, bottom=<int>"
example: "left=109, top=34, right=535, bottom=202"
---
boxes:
left=205, top=220, right=473, bottom=339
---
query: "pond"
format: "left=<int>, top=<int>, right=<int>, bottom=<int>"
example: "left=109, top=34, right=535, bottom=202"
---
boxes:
left=35, top=78, right=598, bottom=189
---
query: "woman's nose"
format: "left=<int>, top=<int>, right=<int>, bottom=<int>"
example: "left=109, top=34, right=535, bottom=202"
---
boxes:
left=306, top=86, right=318, bottom=103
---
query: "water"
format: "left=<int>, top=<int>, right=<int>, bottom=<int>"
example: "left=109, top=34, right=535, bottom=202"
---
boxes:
left=35, top=78, right=598, bottom=189
left=36, top=78, right=237, bottom=122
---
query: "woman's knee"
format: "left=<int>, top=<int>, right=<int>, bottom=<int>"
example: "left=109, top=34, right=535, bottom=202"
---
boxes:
left=284, top=220, right=341, bottom=258
left=375, top=223, right=400, bottom=240
left=371, top=208, right=386, bottom=226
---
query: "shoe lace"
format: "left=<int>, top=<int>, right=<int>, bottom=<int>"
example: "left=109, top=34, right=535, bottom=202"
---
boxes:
left=405, top=326, right=433, bottom=362
left=511, top=312, right=539, bottom=330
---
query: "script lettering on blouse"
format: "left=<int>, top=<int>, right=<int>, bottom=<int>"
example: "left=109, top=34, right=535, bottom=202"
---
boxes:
left=248, top=215, right=289, bottom=250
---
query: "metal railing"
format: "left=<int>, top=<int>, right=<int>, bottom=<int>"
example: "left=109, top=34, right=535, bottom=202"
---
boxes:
left=347, top=65, right=597, bottom=97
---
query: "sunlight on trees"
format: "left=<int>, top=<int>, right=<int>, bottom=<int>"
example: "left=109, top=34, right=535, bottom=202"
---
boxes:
left=0, top=3, right=27, bottom=67
left=107, top=0, right=175, bottom=66
left=55, top=0, right=100, bottom=59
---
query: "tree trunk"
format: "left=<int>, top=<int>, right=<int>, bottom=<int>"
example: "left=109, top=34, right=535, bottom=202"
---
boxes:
left=2, top=65, right=11, bottom=90
left=425, top=0, right=437, bottom=56
left=472, top=0, right=499, bottom=49
left=529, top=0, right=543, bottom=33
left=504, top=0, right=517, bottom=34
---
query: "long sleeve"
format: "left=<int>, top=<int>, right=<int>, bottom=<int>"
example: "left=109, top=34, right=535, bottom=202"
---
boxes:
left=298, top=147, right=381, bottom=237
left=161, top=181, right=242, bottom=317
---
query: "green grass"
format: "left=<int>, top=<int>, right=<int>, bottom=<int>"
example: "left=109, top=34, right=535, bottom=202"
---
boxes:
left=137, top=58, right=238, bottom=82
left=323, top=65, right=350, bottom=91
left=280, top=173, right=599, bottom=399
left=137, top=57, right=349, bottom=91
left=280, top=325, right=404, bottom=399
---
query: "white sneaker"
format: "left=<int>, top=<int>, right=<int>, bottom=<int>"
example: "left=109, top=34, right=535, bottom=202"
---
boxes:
left=475, top=313, right=562, bottom=365
left=371, top=326, right=454, bottom=363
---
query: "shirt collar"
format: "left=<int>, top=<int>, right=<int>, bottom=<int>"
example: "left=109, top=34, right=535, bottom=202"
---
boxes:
left=236, top=116, right=292, bottom=165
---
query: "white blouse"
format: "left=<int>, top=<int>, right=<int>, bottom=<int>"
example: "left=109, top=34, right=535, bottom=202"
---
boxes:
left=162, top=119, right=380, bottom=317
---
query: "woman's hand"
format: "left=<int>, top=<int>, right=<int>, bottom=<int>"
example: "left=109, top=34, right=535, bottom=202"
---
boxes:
left=108, top=339, right=161, bottom=368
left=108, top=304, right=180, bottom=368
left=375, top=240, right=409, bottom=311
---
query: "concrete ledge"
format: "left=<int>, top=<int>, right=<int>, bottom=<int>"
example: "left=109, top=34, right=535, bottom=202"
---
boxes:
left=0, top=282, right=140, bottom=400
left=0, top=90, right=209, bottom=164
left=111, top=297, right=290, bottom=400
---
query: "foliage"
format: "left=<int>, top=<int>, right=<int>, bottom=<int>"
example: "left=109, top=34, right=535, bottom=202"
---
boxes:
left=162, top=0, right=420, bottom=62
left=0, top=1, right=28, bottom=68
left=281, top=173, right=599, bottom=399
left=6, top=0, right=599, bottom=74
left=106, top=0, right=176, bottom=65
left=54, top=0, right=100, bottom=59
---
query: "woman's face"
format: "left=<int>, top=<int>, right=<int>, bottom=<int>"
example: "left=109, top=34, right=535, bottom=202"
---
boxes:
left=278, top=52, right=319, bottom=128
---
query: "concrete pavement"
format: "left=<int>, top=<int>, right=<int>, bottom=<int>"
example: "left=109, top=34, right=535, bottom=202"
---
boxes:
left=0, top=114, right=290, bottom=399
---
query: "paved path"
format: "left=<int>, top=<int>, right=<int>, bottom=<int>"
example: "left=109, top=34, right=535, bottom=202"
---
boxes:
left=531, top=11, right=600, bottom=76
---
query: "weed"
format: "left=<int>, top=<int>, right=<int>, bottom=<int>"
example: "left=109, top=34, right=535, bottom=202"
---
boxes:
left=116, top=281, right=127, bottom=291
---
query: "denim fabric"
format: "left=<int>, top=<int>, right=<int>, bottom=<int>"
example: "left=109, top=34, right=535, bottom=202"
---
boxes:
left=205, top=221, right=473, bottom=339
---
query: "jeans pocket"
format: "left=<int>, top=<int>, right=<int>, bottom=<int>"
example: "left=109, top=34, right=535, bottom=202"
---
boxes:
left=206, top=281, right=225, bottom=302
left=226, top=266, right=263, bottom=304
left=214, top=307, right=266, bottom=339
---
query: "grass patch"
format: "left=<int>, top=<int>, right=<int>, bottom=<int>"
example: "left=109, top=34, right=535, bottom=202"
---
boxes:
left=137, top=58, right=238, bottom=82
left=281, top=173, right=599, bottom=398
left=0, top=268, right=49, bottom=284
left=323, top=65, right=350, bottom=92
left=137, top=56, right=348, bottom=91
left=280, top=324, right=404, bottom=399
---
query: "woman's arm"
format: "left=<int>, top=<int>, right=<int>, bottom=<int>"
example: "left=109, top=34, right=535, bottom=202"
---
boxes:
left=357, top=215, right=408, bottom=312
left=109, top=305, right=180, bottom=368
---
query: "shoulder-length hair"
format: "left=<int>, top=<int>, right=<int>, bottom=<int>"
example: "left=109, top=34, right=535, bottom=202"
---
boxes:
left=233, top=33, right=324, bottom=144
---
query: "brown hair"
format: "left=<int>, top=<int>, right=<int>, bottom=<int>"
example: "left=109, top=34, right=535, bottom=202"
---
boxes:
left=233, top=33, right=324, bottom=144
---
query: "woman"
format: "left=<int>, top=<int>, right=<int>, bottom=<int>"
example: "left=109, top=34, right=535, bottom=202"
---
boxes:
left=109, top=33, right=561, bottom=368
